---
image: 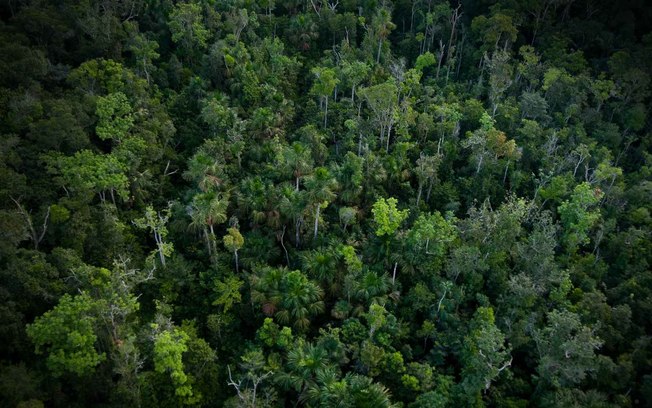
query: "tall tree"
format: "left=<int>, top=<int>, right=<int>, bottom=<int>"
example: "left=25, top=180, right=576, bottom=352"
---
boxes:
left=311, top=67, right=339, bottom=128
left=304, top=167, right=338, bottom=240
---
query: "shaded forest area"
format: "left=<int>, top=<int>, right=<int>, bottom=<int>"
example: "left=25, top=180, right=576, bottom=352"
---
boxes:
left=1, top=0, right=651, bottom=406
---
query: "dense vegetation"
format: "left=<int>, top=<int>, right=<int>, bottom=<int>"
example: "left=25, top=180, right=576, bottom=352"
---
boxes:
left=1, top=0, right=651, bottom=406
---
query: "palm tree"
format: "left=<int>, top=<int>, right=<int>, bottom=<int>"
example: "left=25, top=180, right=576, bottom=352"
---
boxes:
left=281, top=142, right=314, bottom=191
left=276, top=270, right=324, bottom=332
left=289, top=14, right=318, bottom=52
left=236, top=176, right=270, bottom=226
left=355, top=271, right=390, bottom=304
left=184, top=140, right=226, bottom=193
left=302, top=246, right=341, bottom=294
left=372, top=8, right=396, bottom=64
left=344, top=373, right=394, bottom=407
left=334, top=152, right=364, bottom=205
left=304, top=167, right=338, bottom=240
left=276, top=340, right=332, bottom=404
left=278, top=184, right=307, bottom=248
left=306, top=372, right=394, bottom=407
left=251, top=268, right=324, bottom=332
left=250, top=266, right=284, bottom=317
left=188, top=191, right=229, bottom=256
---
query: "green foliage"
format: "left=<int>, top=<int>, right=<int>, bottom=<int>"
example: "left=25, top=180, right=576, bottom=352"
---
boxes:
left=311, top=67, right=339, bottom=98
left=407, top=212, right=457, bottom=259
left=152, top=325, right=197, bottom=403
left=223, top=227, right=244, bottom=253
left=46, top=150, right=129, bottom=201
left=252, top=268, right=324, bottom=332
left=558, top=183, right=603, bottom=252
left=95, top=92, right=134, bottom=142
left=372, top=197, right=409, bottom=237
left=26, top=293, right=104, bottom=377
left=3, top=1, right=652, bottom=407
left=168, top=2, right=210, bottom=52
left=534, top=309, right=603, bottom=388
left=460, top=307, right=511, bottom=398
left=133, top=204, right=173, bottom=267
left=414, top=52, right=436, bottom=71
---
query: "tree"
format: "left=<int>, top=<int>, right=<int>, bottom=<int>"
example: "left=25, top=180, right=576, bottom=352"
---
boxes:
left=223, top=227, right=244, bottom=273
left=168, top=2, right=210, bottom=58
left=372, top=197, right=409, bottom=238
left=432, top=102, right=462, bottom=154
left=414, top=153, right=442, bottom=205
left=304, top=167, right=338, bottom=239
left=26, top=293, right=105, bottom=377
left=152, top=323, right=197, bottom=404
left=487, top=50, right=513, bottom=117
left=462, top=112, right=518, bottom=177
left=310, top=372, right=394, bottom=407
left=367, top=8, right=396, bottom=64
left=341, top=60, right=370, bottom=103
left=407, top=212, right=457, bottom=261
left=9, top=198, right=49, bottom=250
left=277, top=142, right=314, bottom=191
left=471, top=11, right=518, bottom=53
left=46, top=150, right=129, bottom=203
left=95, top=92, right=134, bottom=142
left=127, top=31, right=160, bottom=85
left=339, top=207, right=357, bottom=232
left=460, top=307, right=512, bottom=401
left=189, top=191, right=229, bottom=257
left=133, top=204, right=173, bottom=268
left=335, top=152, right=364, bottom=203
left=558, top=183, right=603, bottom=253
left=276, top=340, right=331, bottom=402
left=311, top=67, right=339, bottom=128
left=372, top=197, right=409, bottom=284
left=534, top=309, right=603, bottom=389
left=278, top=185, right=307, bottom=248
left=252, top=268, right=324, bottom=332
left=360, top=81, right=399, bottom=152
left=226, top=348, right=275, bottom=408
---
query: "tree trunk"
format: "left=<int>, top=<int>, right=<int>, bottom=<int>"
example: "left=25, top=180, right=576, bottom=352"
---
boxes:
left=234, top=250, right=239, bottom=273
left=410, top=2, right=416, bottom=32
left=426, top=177, right=434, bottom=202
left=377, top=38, right=382, bottom=64
left=456, top=35, right=466, bottom=79
left=204, top=228, right=212, bottom=256
left=385, top=118, right=393, bottom=153
left=155, top=231, right=166, bottom=267
left=280, top=226, right=290, bottom=266
left=323, top=96, right=329, bottom=128
left=416, top=183, right=423, bottom=206
left=503, top=160, right=510, bottom=185
left=436, top=40, right=444, bottom=79
left=447, top=5, right=460, bottom=62
left=210, top=224, right=217, bottom=255
left=391, top=262, right=398, bottom=285
left=313, top=203, right=321, bottom=239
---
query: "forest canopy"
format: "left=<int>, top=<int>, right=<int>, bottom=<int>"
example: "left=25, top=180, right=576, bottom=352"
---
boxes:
left=1, top=0, right=651, bottom=407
